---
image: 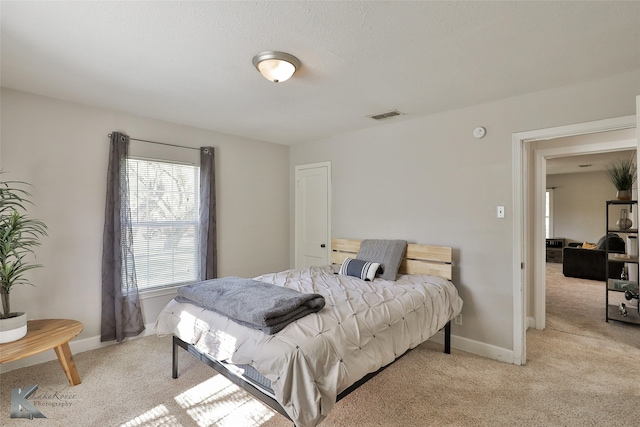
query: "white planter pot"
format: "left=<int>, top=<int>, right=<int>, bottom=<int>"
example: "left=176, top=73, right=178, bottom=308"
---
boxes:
left=0, top=312, right=27, bottom=344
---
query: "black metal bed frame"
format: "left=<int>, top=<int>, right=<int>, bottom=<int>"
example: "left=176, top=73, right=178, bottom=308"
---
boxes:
left=172, top=321, right=451, bottom=423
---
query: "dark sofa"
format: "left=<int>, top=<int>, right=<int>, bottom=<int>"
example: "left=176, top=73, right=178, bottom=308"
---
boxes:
left=562, top=234, right=626, bottom=281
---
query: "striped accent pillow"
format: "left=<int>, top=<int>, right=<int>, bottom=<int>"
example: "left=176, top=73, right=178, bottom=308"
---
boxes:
left=339, top=258, right=380, bottom=281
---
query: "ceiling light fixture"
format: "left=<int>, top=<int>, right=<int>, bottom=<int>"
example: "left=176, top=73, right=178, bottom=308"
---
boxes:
left=252, top=51, right=300, bottom=83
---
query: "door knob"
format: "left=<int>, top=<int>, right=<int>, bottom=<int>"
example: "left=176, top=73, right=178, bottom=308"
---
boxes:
left=320, top=244, right=326, bottom=248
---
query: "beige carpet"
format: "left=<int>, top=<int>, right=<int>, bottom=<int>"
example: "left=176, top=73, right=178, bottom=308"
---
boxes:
left=545, top=262, right=640, bottom=347
left=1, top=266, right=639, bottom=426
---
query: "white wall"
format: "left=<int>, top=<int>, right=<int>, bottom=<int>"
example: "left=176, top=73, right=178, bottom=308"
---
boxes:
left=290, top=69, right=640, bottom=357
left=547, top=171, right=613, bottom=245
left=542, top=128, right=637, bottom=244
left=0, top=88, right=290, bottom=349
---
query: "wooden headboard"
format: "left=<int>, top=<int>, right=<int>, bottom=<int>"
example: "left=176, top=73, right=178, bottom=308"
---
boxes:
left=331, top=238, right=452, bottom=280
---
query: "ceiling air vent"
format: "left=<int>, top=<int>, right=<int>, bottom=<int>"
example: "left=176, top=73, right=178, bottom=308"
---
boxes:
left=368, top=110, right=403, bottom=120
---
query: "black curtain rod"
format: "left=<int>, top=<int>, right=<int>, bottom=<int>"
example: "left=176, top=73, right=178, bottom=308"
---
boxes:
left=108, top=133, right=200, bottom=151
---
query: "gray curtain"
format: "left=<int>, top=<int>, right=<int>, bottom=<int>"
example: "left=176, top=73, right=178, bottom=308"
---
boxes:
left=101, top=132, right=145, bottom=342
left=199, top=147, right=217, bottom=280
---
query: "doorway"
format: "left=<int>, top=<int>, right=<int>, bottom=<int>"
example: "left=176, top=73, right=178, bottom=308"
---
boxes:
left=535, top=131, right=637, bottom=330
left=513, top=115, right=637, bottom=365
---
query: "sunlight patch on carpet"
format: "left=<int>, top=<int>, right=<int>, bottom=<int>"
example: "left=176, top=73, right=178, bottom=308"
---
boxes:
left=175, top=376, right=275, bottom=426
left=120, top=404, right=180, bottom=427
left=210, top=399, right=276, bottom=427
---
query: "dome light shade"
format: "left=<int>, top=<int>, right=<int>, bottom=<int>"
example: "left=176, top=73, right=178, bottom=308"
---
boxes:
left=252, top=51, right=300, bottom=83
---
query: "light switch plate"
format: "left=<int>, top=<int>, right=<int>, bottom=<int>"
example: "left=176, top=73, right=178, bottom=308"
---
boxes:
left=497, top=206, right=505, bottom=218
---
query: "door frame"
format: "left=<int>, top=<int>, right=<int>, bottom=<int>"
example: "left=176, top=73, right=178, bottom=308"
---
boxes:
left=294, top=161, right=332, bottom=269
left=512, top=115, right=637, bottom=366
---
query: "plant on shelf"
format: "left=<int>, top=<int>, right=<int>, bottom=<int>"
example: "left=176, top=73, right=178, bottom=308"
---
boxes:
left=0, top=174, right=47, bottom=343
left=605, top=157, right=637, bottom=200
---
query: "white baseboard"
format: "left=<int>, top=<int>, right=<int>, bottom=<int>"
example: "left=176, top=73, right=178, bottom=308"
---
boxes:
left=429, top=330, right=515, bottom=364
left=0, top=321, right=158, bottom=374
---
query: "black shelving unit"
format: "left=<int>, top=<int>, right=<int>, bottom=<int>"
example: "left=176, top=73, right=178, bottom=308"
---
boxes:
left=605, top=200, right=640, bottom=325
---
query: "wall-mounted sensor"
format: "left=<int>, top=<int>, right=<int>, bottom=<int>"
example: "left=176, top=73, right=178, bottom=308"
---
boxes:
left=473, top=126, right=486, bottom=139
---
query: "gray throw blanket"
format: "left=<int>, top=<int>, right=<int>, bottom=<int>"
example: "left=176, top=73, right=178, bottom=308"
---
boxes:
left=175, top=277, right=325, bottom=334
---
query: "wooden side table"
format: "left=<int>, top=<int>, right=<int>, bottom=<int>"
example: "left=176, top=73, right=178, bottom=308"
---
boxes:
left=0, top=319, right=83, bottom=386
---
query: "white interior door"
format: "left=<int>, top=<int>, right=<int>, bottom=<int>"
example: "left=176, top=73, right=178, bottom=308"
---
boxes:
left=295, top=162, right=331, bottom=269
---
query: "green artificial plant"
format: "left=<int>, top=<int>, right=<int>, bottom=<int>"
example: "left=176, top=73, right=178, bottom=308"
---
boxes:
left=0, top=176, right=47, bottom=319
left=605, top=157, right=637, bottom=192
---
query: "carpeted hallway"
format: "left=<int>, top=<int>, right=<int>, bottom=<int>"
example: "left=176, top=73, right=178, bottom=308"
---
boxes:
left=545, top=262, right=639, bottom=346
left=1, top=265, right=639, bottom=426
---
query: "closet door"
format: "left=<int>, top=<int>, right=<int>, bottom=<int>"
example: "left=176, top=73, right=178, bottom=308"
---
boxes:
left=295, top=162, right=331, bottom=269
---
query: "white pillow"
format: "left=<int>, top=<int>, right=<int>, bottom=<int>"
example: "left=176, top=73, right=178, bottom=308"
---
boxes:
left=339, top=258, right=380, bottom=281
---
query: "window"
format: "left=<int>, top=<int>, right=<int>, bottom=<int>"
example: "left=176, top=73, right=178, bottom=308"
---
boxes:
left=126, top=158, right=200, bottom=291
left=545, top=189, right=554, bottom=239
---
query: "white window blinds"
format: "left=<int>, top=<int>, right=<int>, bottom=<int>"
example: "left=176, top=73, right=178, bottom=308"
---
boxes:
left=126, top=158, right=200, bottom=290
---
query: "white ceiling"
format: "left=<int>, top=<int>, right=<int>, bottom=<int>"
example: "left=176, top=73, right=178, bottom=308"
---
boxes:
left=543, top=128, right=637, bottom=175
left=546, top=149, right=636, bottom=175
left=1, top=1, right=639, bottom=145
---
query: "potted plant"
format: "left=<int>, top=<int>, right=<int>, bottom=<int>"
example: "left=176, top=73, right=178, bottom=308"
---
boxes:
left=606, top=157, right=637, bottom=200
left=0, top=176, right=47, bottom=344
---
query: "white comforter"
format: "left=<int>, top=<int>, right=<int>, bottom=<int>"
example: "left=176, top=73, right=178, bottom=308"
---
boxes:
left=154, top=265, right=463, bottom=427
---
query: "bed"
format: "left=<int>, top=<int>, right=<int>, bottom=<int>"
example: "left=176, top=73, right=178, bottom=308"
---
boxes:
left=155, top=238, right=463, bottom=427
